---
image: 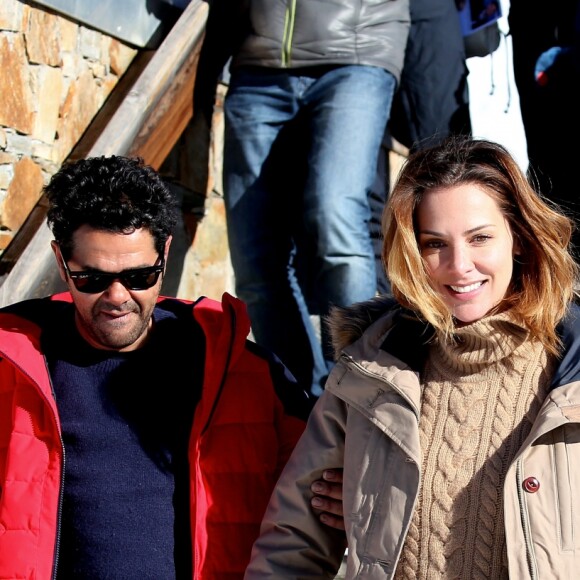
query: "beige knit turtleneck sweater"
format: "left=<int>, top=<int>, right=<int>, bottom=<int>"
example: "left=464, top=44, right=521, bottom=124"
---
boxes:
left=394, top=312, right=554, bottom=579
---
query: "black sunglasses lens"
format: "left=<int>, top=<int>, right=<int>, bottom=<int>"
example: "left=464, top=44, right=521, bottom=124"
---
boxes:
left=73, top=274, right=114, bottom=293
left=122, top=270, right=161, bottom=290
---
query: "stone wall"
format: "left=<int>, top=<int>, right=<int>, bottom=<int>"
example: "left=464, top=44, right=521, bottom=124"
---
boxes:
left=0, top=0, right=138, bottom=251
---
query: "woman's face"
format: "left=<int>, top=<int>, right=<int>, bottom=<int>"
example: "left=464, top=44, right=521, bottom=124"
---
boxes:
left=416, top=183, right=516, bottom=324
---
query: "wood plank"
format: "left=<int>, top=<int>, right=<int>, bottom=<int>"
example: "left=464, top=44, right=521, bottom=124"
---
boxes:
left=126, top=42, right=201, bottom=168
left=87, top=0, right=207, bottom=163
left=0, top=0, right=209, bottom=306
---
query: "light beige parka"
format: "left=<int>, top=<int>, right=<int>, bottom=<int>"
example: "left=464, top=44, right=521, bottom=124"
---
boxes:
left=245, top=297, right=580, bottom=579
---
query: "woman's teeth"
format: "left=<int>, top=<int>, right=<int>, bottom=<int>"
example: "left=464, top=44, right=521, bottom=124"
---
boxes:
left=450, top=282, right=483, bottom=293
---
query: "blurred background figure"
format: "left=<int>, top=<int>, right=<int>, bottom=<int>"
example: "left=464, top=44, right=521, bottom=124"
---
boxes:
left=390, top=0, right=472, bottom=151
left=508, top=0, right=580, bottom=254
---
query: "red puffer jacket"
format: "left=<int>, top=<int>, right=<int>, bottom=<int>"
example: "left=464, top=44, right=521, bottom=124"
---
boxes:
left=0, top=291, right=308, bottom=579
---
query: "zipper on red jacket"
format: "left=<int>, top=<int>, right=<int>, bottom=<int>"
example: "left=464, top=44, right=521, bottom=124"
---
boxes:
left=39, top=355, right=66, bottom=580
left=50, top=363, right=66, bottom=580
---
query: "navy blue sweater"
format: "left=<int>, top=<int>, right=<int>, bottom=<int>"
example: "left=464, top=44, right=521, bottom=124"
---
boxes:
left=42, top=303, right=204, bottom=579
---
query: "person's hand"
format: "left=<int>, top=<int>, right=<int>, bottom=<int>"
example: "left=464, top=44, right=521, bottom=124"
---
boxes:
left=310, top=469, right=345, bottom=531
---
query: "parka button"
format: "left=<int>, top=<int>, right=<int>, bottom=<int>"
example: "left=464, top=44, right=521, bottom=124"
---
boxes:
left=523, top=476, right=540, bottom=493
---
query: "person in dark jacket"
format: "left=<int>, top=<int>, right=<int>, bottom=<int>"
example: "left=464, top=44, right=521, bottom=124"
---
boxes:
left=0, top=155, right=332, bottom=580
left=508, top=0, right=580, bottom=255
left=389, top=0, right=472, bottom=152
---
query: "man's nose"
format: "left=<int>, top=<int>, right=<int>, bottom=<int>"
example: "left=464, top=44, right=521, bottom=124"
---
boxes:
left=103, top=278, right=132, bottom=302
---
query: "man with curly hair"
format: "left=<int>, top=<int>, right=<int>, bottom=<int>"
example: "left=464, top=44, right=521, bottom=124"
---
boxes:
left=0, top=155, right=315, bottom=580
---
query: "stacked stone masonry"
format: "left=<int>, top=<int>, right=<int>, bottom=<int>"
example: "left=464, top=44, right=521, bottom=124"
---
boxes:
left=0, top=0, right=137, bottom=251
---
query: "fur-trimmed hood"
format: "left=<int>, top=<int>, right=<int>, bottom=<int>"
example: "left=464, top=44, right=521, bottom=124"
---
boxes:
left=326, top=294, right=401, bottom=360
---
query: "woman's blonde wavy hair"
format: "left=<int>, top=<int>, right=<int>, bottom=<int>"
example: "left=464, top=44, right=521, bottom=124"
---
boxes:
left=383, top=136, right=579, bottom=355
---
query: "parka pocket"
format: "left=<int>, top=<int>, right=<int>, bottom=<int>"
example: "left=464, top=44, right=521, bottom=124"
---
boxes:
left=345, top=417, right=419, bottom=564
left=523, top=425, right=580, bottom=553
left=551, top=425, right=580, bottom=551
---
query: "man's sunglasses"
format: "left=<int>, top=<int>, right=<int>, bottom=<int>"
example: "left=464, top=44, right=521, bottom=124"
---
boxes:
left=60, top=252, right=165, bottom=294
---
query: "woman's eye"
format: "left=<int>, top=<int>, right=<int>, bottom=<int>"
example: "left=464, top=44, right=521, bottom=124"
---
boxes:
left=472, top=234, right=491, bottom=244
left=423, top=239, right=444, bottom=249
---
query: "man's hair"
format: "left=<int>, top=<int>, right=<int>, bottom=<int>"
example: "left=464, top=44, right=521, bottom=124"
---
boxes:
left=45, top=155, right=179, bottom=259
left=383, top=135, right=579, bottom=355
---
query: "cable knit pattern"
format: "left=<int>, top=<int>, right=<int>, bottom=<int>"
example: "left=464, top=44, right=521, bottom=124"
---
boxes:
left=394, top=312, right=554, bottom=579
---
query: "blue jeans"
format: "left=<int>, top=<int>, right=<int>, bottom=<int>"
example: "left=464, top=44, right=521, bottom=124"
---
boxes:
left=223, top=65, right=396, bottom=395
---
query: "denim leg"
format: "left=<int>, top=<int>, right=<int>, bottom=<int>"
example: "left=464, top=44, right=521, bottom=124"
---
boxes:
left=223, top=69, right=324, bottom=393
left=300, top=66, right=396, bottom=361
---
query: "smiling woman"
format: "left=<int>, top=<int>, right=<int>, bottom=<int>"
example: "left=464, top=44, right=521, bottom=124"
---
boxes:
left=245, top=135, right=580, bottom=580
left=383, top=135, right=576, bottom=355
left=416, top=183, right=516, bottom=325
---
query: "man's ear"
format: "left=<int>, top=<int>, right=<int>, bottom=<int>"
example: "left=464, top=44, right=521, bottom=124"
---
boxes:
left=51, top=240, right=67, bottom=283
